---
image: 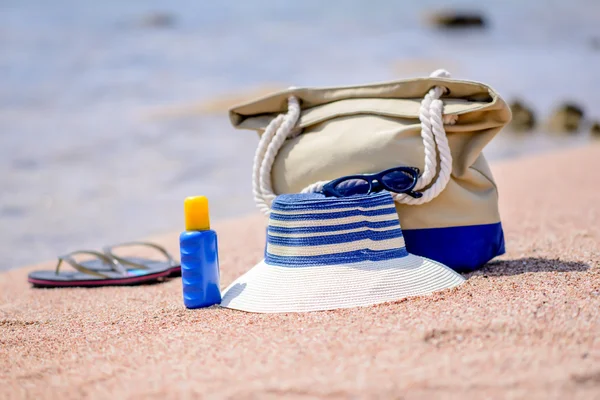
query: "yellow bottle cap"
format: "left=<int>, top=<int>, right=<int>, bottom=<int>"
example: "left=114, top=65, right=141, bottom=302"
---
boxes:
left=184, top=196, right=210, bottom=231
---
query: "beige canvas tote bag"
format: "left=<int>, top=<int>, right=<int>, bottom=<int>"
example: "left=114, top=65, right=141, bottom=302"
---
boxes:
left=229, top=70, right=512, bottom=272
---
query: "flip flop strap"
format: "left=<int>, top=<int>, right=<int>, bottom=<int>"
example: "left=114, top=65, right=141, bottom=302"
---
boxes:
left=103, top=241, right=177, bottom=269
left=56, top=250, right=127, bottom=278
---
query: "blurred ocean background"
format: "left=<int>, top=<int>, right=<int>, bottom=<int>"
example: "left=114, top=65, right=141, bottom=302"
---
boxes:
left=1, top=0, right=599, bottom=270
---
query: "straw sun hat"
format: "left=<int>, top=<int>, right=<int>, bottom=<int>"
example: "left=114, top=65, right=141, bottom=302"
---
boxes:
left=220, top=192, right=465, bottom=313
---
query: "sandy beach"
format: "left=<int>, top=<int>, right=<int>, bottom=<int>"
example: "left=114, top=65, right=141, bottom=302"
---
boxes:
left=2, top=1, right=599, bottom=398
left=1, top=144, right=599, bottom=399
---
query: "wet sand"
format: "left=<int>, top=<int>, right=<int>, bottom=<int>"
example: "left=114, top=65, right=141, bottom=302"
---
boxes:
left=1, top=144, right=599, bottom=399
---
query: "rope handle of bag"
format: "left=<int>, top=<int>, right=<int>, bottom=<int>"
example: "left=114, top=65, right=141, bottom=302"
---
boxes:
left=252, top=69, right=457, bottom=215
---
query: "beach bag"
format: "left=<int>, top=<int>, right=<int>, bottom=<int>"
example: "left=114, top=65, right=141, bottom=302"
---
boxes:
left=228, top=70, right=512, bottom=272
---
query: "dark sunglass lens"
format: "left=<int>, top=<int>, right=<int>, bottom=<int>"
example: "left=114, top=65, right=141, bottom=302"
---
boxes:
left=334, top=178, right=370, bottom=196
left=381, top=170, right=416, bottom=191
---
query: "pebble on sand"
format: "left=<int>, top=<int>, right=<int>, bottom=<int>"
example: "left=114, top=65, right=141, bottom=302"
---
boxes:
left=508, top=100, right=536, bottom=132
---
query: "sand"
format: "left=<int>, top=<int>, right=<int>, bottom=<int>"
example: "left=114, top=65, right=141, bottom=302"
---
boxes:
left=1, top=144, right=599, bottom=399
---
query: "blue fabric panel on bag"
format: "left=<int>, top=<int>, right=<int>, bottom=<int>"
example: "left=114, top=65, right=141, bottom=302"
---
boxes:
left=402, top=222, right=505, bottom=273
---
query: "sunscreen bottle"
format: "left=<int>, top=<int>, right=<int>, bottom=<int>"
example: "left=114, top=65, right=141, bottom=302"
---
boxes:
left=180, top=196, right=221, bottom=309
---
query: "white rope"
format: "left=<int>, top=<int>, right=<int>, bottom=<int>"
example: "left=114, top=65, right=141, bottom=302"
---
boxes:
left=392, top=69, right=455, bottom=205
left=252, top=70, right=456, bottom=214
left=252, top=96, right=301, bottom=214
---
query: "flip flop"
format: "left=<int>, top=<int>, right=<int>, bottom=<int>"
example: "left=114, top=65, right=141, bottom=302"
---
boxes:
left=28, top=250, right=171, bottom=288
left=102, top=241, right=181, bottom=277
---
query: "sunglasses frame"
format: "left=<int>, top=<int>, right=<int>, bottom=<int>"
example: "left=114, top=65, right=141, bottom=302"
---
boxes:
left=321, top=166, right=423, bottom=198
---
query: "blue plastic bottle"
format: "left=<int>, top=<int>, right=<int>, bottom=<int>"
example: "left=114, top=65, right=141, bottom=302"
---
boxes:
left=180, top=196, right=221, bottom=309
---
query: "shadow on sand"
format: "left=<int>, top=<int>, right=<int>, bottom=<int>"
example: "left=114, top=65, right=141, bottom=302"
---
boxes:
left=469, top=257, right=590, bottom=277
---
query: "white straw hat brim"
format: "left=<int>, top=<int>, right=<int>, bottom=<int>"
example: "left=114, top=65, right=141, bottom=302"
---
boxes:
left=220, top=254, right=465, bottom=314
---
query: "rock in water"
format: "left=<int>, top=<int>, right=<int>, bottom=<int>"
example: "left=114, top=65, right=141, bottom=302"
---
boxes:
left=548, top=103, right=585, bottom=133
left=591, top=122, right=600, bottom=137
left=139, top=12, right=176, bottom=28
left=509, top=100, right=536, bottom=132
left=426, top=11, right=487, bottom=29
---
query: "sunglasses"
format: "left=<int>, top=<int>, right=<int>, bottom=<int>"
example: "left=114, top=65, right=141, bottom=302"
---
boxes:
left=320, top=166, right=422, bottom=198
